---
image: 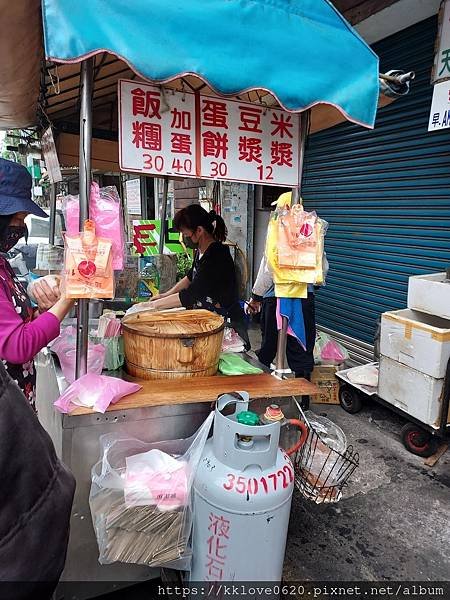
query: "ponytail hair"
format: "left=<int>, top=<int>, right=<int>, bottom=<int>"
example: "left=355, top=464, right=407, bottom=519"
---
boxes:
left=173, top=204, right=227, bottom=243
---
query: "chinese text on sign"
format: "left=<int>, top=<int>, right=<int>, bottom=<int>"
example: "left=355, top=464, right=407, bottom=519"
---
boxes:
left=119, top=80, right=300, bottom=186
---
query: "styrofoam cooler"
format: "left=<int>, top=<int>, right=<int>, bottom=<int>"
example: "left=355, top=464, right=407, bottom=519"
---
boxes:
left=380, top=309, right=450, bottom=379
left=378, top=356, right=446, bottom=429
left=407, top=272, right=450, bottom=321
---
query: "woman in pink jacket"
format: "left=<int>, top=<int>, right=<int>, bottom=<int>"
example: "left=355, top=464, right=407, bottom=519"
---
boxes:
left=0, top=158, right=74, bottom=408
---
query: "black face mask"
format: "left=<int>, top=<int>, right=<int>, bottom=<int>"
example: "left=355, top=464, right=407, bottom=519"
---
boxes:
left=0, top=225, right=28, bottom=253
left=183, top=234, right=199, bottom=250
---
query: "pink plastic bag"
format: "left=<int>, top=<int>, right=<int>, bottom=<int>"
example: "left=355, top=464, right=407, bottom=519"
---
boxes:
left=54, top=373, right=142, bottom=414
left=63, top=182, right=125, bottom=270
left=321, top=339, right=348, bottom=364
left=50, top=326, right=106, bottom=383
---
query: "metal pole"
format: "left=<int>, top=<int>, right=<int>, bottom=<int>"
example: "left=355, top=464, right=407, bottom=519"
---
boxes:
left=274, top=110, right=310, bottom=377
left=75, top=58, right=94, bottom=379
left=158, top=177, right=169, bottom=255
left=48, top=182, right=57, bottom=245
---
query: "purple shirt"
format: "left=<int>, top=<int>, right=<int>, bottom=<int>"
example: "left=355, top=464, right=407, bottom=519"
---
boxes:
left=0, top=258, right=60, bottom=365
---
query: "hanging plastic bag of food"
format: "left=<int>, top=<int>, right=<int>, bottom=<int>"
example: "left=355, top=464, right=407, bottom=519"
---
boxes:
left=63, top=219, right=115, bottom=299
left=62, top=182, right=125, bottom=270
left=278, top=205, right=318, bottom=269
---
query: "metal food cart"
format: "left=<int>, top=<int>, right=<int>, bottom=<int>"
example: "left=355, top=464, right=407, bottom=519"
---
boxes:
left=1, top=0, right=412, bottom=595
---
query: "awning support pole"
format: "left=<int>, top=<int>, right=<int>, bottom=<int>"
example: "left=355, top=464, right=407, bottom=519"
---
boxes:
left=48, top=183, right=57, bottom=245
left=75, top=58, right=94, bottom=380
left=158, top=177, right=169, bottom=255
left=274, top=110, right=310, bottom=377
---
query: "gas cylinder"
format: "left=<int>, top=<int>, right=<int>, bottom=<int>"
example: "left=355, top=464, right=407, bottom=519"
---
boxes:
left=191, top=392, right=304, bottom=581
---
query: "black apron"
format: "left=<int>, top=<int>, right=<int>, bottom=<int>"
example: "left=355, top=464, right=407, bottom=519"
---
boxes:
left=191, top=252, right=250, bottom=350
left=0, top=258, right=37, bottom=408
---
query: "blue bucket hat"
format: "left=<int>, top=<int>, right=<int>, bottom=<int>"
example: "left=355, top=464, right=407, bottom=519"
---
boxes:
left=0, top=158, right=48, bottom=218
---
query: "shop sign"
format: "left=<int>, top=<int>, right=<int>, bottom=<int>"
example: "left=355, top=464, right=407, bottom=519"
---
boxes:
left=119, top=79, right=300, bottom=186
left=132, top=219, right=185, bottom=256
left=432, top=0, right=450, bottom=84
left=428, top=80, right=450, bottom=131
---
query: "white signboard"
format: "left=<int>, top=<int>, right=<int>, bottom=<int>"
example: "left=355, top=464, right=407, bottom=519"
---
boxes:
left=125, top=178, right=142, bottom=214
left=41, top=126, right=62, bottom=184
left=428, top=80, right=450, bottom=131
left=119, top=80, right=197, bottom=179
left=119, top=79, right=300, bottom=186
left=432, top=0, right=450, bottom=84
left=198, top=96, right=300, bottom=186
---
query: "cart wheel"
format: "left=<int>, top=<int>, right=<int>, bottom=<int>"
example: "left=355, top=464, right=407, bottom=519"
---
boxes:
left=339, top=384, right=363, bottom=414
left=400, top=422, right=436, bottom=458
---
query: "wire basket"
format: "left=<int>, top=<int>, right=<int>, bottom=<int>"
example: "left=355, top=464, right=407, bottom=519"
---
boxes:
left=291, top=401, right=359, bottom=504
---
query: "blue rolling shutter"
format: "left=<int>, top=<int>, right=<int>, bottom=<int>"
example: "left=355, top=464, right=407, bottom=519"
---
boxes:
left=302, top=16, right=450, bottom=345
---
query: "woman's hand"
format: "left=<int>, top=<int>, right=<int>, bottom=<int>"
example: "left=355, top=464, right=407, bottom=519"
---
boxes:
left=245, top=298, right=262, bottom=315
left=48, top=297, right=76, bottom=322
left=32, top=279, right=61, bottom=311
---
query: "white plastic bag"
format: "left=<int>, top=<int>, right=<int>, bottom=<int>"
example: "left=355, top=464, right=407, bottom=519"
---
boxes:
left=89, top=412, right=214, bottom=570
left=299, top=412, right=348, bottom=502
left=125, top=449, right=188, bottom=511
left=347, top=363, right=379, bottom=388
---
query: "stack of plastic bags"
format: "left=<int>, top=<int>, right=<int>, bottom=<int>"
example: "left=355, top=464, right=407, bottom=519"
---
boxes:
left=91, top=312, right=125, bottom=372
left=265, top=195, right=328, bottom=298
left=89, top=413, right=213, bottom=570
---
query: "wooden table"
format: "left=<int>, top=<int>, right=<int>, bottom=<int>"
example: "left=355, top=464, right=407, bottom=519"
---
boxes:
left=71, top=373, right=319, bottom=416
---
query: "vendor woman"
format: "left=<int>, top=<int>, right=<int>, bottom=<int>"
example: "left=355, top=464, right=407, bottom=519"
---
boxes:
left=0, top=158, right=74, bottom=408
left=148, top=204, right=250, bottom=349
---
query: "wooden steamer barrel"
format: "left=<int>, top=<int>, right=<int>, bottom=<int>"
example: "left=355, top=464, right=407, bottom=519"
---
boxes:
left=122, top=309, right=225, bottom=380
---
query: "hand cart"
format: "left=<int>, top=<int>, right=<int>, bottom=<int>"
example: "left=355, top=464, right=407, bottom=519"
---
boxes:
left=335, top=360, right=450, bottom=458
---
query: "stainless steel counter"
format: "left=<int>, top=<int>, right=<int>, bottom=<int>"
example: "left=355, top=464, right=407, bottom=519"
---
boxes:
left=35, top=349, right=210, bottom=597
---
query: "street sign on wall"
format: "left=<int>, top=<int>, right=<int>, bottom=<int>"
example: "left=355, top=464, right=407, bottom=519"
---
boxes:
left=125, top=178, right=142, bottom=214
left=119, top=79, right=300, bottom=186
left=428, top=80, right=450, bottom=131
left=432, top=0, right=450, bottom=84
left=429, top=1, right=450, bottom=131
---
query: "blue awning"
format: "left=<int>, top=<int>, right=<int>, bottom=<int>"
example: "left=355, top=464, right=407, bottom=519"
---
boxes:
left=42, top=0, right=380, bottom=129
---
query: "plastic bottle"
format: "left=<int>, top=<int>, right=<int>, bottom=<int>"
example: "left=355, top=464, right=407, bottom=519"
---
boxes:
left=138, top=257, right=160, bottom=301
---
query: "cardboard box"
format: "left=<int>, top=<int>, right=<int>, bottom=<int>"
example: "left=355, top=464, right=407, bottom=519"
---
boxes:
left=408, top=272, right=450, bottom=321
left=378, top=355, right=446, bottom=429
left=311, top=365, right=340, bottom=404
left=380, top=308, right=450, bottom=378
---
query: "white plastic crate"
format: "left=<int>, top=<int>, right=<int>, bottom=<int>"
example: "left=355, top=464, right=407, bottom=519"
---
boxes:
left=380, top=308, right=450, bottom=378
left=408, top=272, right=450, bottom=321
left=378, top=356, right=446, bottom=429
